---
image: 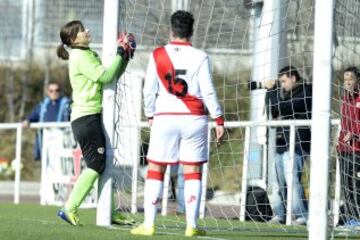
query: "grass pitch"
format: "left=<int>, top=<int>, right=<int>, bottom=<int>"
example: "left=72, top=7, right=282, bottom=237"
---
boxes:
left=0, top=203, right=358, bottom=240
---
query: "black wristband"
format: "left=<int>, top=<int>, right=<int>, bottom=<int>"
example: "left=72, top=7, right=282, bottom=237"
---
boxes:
left=116, top=46, right=128, bottom=60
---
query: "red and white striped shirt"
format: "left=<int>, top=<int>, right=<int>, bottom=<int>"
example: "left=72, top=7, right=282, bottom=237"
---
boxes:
left=143, top=41, right=223, bottom=123
left=337, top=93, right=360, bottom=152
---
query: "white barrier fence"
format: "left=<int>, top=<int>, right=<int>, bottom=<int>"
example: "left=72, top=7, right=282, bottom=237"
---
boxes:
left=0, top=122, right=70, bottom=204
left=0, top=119, right=342, bottom=226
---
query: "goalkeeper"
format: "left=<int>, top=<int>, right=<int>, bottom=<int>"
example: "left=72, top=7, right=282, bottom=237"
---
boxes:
left=131, top=10, right=225, bottom=237
left=56, top=20, right=135, bottom=226
left=337, top=66, right=360, bottom=228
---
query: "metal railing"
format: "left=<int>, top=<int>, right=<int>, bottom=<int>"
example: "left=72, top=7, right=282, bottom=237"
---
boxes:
left=0, top=122, right=71, bottom=203
left=0, top=119, right=342, bottom=226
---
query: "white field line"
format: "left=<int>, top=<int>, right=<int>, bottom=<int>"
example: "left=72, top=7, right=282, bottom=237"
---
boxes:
left=0, top=217, right=59, bottom=225
left=113, top=226, right=231, bottom=240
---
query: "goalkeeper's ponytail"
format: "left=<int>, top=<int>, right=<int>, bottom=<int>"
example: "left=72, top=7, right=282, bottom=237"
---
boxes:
left=57, top=44, right=69, bottom=60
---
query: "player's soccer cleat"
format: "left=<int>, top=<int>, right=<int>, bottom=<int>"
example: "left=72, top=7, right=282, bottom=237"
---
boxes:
left=268, top=216, right=285, bottom=224
left=130, top=224, right=155, bottom=236
left=111, top=211, right=136, bottom=225
left=185, top=226, right=206, bottom=237
left=292, top=217, right=307, bottom=226
left=337, top=219, right=360, bottom=231
left=57, top=209, right=81, bottom=226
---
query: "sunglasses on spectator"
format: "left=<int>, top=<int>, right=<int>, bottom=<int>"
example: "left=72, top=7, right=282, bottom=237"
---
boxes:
left=49, top=89, right=60, bottom=93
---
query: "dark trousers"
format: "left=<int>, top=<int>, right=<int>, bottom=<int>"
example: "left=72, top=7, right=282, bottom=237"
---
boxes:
left=71, top=114, right=106, bottom=173
left=339, top=152, right=360, bottom=221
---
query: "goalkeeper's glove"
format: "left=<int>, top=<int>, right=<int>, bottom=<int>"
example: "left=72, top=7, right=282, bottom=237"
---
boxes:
left=117, top=32, right=136, bottom=60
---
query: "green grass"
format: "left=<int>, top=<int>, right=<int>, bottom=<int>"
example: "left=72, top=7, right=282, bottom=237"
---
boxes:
left=0, top=203, right=358, bottom=240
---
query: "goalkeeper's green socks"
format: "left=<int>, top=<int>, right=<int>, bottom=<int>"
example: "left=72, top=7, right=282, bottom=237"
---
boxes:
left=65, top=168, right=99, bottom=213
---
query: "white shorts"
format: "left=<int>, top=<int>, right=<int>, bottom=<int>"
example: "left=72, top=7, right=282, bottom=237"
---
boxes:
left=147, top=115, right=209, bottom=165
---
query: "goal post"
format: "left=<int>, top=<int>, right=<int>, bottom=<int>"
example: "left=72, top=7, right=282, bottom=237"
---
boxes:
left=247, top=0, right=288, bottom=196
left=97, top=0, right=120, bottom=227
left=308, top=0, right=335, bottom=239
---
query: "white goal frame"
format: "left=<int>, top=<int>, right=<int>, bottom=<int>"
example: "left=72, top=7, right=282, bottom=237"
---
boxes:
left=98, top=1, right=336, bottom=239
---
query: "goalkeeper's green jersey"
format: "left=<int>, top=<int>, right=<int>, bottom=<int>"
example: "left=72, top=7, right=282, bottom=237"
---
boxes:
left=68, top=47, right=127, bottom=121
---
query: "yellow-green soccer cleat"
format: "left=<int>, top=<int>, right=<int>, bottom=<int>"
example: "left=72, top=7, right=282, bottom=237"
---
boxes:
left=57, top=209, right=81, bottom=226
left=130, top=224, right=156, bottom=236
left=185, top=226, right=206, bottom=237
left=111, top=211, right=136, bottom=225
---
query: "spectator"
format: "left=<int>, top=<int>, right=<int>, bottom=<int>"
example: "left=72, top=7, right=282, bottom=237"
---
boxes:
left=22, top=81, right=71, bottom=160
left=265, top=66, right=311, bottom=225
left=337, top=66, right=360, bottom=228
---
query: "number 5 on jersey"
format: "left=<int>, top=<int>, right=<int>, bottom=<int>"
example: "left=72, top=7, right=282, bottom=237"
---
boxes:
left=165, top=69, right=188, bottom=97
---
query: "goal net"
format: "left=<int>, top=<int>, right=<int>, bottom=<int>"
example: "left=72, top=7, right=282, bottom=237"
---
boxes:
left=112, top=0, right=317, bottom=236
left=331, top=0, right=360, bottom=234
left=110, top=0, right=360, bottom=237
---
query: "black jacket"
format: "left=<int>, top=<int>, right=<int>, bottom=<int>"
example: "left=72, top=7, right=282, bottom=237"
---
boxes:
left=266, top=84, right=312, bottom=154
